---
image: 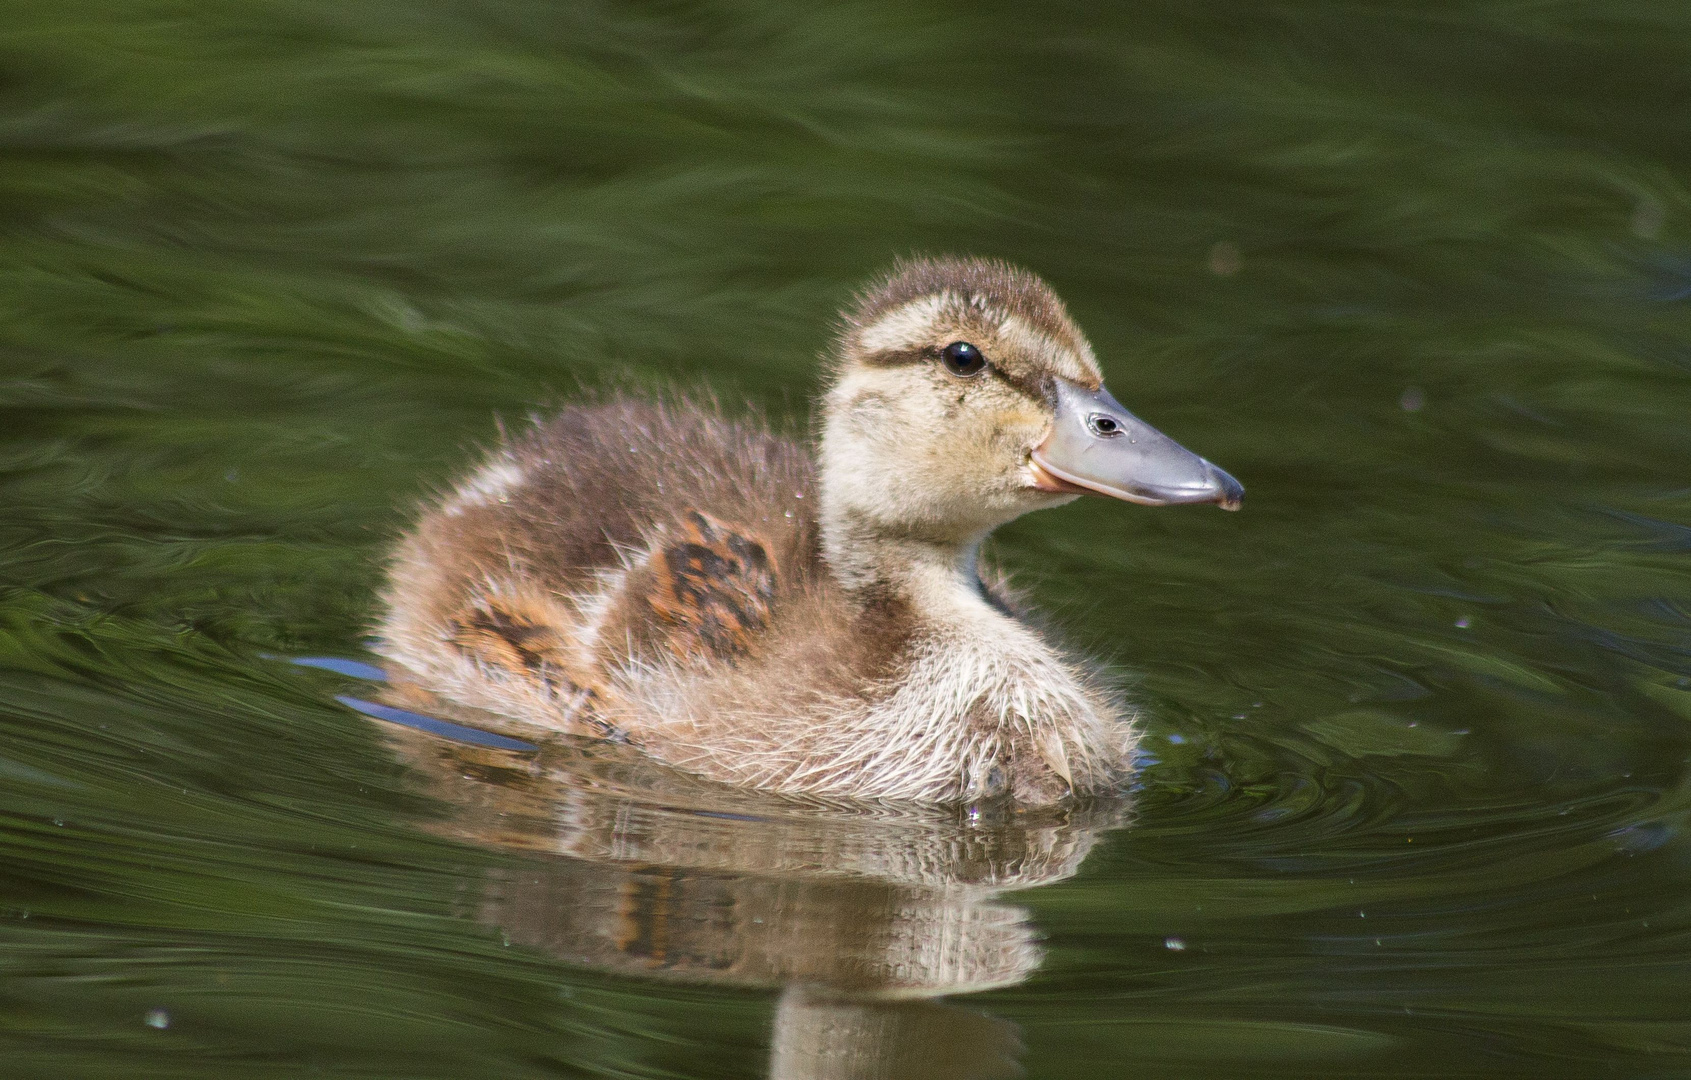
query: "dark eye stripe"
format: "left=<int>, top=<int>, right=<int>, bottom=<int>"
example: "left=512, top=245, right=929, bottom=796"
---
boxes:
left=858, top=347, right=930, bottom=367
left=992, top=366, right=1051, bottom=403
left=856, top=346, right=1051, bottom=403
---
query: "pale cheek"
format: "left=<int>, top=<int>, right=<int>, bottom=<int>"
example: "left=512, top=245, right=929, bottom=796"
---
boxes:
left=841, top=390, right=893, bottom=438
left=917, top=426, right=993, bottom=485
left=943, top=412, right=1039, bottom=501
left=987, top=407, right=1049, bottom=455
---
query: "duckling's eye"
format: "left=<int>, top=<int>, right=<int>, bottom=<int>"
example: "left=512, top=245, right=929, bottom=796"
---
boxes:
left=940, top=341, right=987, bottom=378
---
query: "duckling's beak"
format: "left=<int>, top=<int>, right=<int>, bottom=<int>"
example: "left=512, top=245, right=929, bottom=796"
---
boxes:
left=1030, top=379, right=1243, bottom=510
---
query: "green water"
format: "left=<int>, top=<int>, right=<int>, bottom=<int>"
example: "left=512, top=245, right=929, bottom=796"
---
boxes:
left=4, top=1, right=1691, bottom=1076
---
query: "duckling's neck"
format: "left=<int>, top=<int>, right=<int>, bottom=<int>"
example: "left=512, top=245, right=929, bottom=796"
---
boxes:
left=820, top=508, right=995, bottom=618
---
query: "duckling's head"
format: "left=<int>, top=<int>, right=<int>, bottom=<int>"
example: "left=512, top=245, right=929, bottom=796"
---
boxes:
left=819, top=257, right=1241, bottom=570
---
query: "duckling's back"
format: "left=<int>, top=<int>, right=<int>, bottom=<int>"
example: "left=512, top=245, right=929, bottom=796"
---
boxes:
left=377, top=398, right=834, bottom=738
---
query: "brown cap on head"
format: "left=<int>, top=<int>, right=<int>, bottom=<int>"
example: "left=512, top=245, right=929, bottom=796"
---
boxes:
left=845, top=257, right=1081, bottom=345
left=836, top=257, right=1102, bottom=389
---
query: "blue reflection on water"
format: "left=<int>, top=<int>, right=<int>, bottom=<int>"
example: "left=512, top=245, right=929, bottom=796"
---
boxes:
left=337, top=696, right=539, bottom=753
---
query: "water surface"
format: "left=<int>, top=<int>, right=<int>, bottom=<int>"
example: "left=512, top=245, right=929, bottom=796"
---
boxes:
left=3, top=1, right=1690, bottom=1076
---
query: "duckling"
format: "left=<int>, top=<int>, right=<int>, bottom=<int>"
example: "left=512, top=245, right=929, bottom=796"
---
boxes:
left=377, top=257, right=1241, bottom=805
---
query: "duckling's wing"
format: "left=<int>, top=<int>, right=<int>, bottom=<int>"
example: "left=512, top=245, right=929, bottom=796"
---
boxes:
left=643, top=509, right=779, bottom=661
left=449, top=593, right=571, bottom=676
left=443, top=590, right=614, bottom=731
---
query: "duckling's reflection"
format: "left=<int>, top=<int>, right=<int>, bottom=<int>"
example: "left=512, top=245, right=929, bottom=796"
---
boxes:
left=381, top=695, right=1129, bottom=1080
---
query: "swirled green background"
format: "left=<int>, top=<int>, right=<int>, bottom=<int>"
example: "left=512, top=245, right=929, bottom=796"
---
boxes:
left=3, top=1, right=1690, bottom=1076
